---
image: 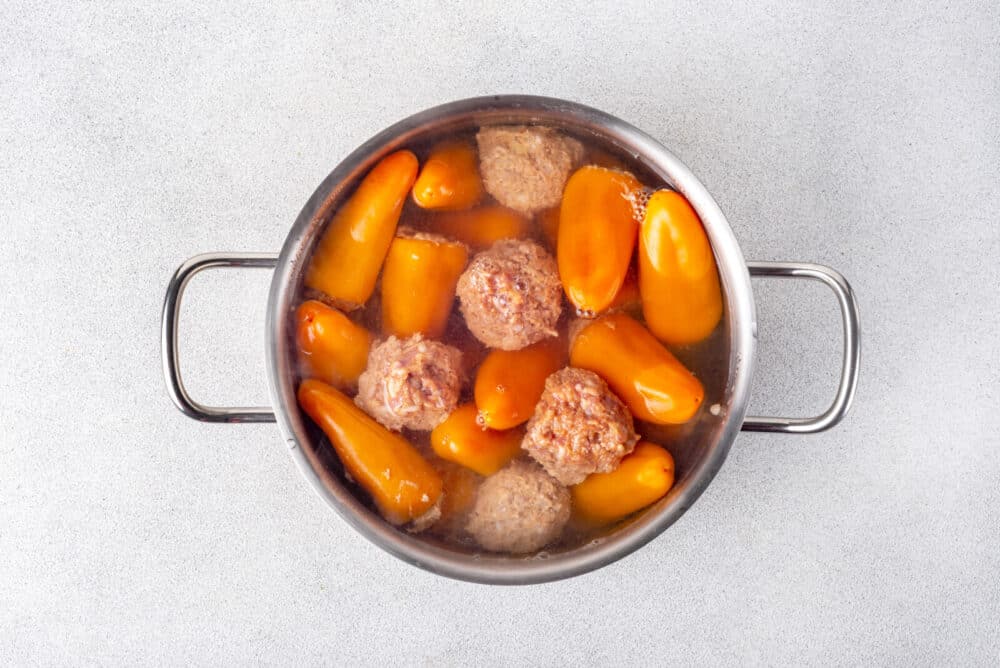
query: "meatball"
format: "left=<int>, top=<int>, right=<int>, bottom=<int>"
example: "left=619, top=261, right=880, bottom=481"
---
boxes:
left=466, top=460, right=570, bottom=553
left=456, top=239, right=562, bottom=350
left=476, top=126, right=584, bottom=214
left=522, top=368, right=638, bottom=485
left=355, top=334, right=462, bottom=431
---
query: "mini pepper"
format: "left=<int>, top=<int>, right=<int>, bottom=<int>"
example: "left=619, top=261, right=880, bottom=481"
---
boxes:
left=572, top=442, right=675, bottom=525
left=304, top=150, right=419, bottom=309
left=557, top=165, right=642, bottom=315
left=638, top=189, right=722, bottom=345
left=570, top=313, right=704, bottom=425
left=431, top=404, right=523, bottom=476
left=381, top=232, right=468, bottom=339
left=411, top=140, right=483, bottom=210
left=297, top=379, right=442, bottom=527
left=295, top=300, right=371, bottom=390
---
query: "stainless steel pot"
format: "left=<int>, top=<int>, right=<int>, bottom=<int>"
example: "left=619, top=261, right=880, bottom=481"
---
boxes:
left=161, top=96, right=860, bottom=584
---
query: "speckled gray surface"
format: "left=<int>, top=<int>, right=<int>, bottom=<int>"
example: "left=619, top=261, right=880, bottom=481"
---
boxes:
left=2, top=1, right=999, bottom=665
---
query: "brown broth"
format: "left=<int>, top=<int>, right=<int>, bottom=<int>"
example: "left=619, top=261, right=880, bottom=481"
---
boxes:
left=293, top=124, right=729, bottom=555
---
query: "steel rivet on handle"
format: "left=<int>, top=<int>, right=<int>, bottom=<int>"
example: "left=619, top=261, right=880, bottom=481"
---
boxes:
left=161, top=252, right=279, bottom=423
left=742, top=261, right=861, bottom=434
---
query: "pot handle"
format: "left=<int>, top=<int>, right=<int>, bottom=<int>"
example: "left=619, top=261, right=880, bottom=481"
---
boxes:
left=741, top=261, right=860, bottom=434
left=161, top=252, right=279, bottom=423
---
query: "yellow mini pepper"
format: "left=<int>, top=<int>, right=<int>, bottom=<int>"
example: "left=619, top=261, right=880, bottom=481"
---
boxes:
left=572, top=441, right=675, bottom=525
left=412, top=140, right=483, bottom=210
left=295, top=300, right=371, bottom=390
left=423, top=204, right=530, bottom=249
left=558, top=166, right=642, bottom=314
left=297, top=379, right=442, bottom=526
left=381, top=233, right=468, bottom=338
left=571, top=313, right=704, bottom=425
left=639, top=189, right=722, bottom=344
left=305, top=150, right=419, bottom=309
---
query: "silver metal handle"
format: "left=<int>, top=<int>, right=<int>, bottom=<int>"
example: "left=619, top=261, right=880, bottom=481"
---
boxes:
left=742, top=261, right=860, bottom=434
left=161, top=252, right=279, bottom=423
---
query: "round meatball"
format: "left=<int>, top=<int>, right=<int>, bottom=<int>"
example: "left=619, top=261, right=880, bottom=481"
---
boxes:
left=466, top=460, right=570, bottom=554
left=522, top=368, right=638, bottom=485
left=456, top=239, right=562, bottom=350
left=476, top=125, right=584, bottom=214
left=355, top=334, right=462, bottom=431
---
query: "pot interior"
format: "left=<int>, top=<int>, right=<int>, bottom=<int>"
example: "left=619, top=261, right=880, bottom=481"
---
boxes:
left=266, top=96, right=755, bottom=583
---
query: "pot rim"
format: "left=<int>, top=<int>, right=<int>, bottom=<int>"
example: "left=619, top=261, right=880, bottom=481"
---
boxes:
left=264, top=95, right=757, bottom=584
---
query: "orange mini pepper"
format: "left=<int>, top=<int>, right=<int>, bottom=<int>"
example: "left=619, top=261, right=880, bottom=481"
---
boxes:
left=412, top=140, right=483, bottom=210
left=474, top=339, right=564, bottom=430
left=297, top=379, right=442, bottom=526
left=571, top=441, right=675, bottom=525
left=431, top=404, right=523, bottom=476
left=381, top=234, right=468, bottom=338
left=430, top=460, right=482, bottom=534
left=422, top=204, right=530, bottom=249
left=557, top=166, right=643, bottom=315
left=295, top=300, right=371, bottom=389
left=570, top=313, right=704, bottom=424
left=639, top=189, right=723, bottom=344
left=304, top=150, right=419, bottom=309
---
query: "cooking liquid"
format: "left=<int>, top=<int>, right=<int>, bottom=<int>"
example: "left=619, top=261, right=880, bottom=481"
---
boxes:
left=294, top=125, right=730, bottom=555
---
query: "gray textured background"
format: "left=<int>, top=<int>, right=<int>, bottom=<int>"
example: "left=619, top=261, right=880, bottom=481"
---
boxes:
left=2, top=1, right=998, bottom=665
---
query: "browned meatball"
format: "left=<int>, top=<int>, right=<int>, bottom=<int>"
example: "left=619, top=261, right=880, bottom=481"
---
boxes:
left=476, top=126, right=584, bottom=214
left=456, top=239, right=562, bottom=350
left=355, top=334, right=462, bottom=431
left=522, top=368, right=638, bottom=485
left=465, top=460, right=570, bottom=553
